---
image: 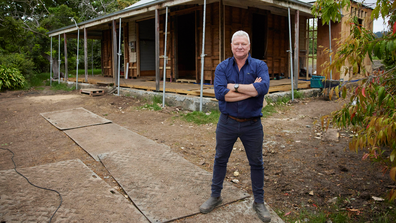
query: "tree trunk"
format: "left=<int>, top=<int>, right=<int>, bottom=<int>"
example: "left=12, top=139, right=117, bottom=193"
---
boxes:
left=42, top=53, right=64, bottom=79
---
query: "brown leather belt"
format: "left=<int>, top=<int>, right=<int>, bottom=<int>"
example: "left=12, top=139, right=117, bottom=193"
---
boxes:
left=228, top=115, right=258, bottom=122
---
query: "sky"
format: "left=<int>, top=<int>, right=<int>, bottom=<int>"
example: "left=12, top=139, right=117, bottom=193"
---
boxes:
left=299, top=0, right=389, bottom=32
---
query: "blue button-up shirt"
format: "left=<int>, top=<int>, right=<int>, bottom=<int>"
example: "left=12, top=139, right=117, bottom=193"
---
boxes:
left=214, top=55, right=270, bottom=119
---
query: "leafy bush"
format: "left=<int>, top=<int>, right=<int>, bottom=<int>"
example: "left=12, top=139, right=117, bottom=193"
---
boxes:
left=27, top=72, right=51, bottom=88
left=323, top=68, right=396, bottom=200
left=0, top=65, right=26, bottom=90
left=0, top=53, right=35, bottom=77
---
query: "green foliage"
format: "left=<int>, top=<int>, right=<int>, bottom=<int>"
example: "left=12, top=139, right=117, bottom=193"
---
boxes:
left=180, top=110, right=220, bottom=125
left=313, top=0, right=396, bottom=201
left=0, top=65, right=26, bottom=90
left=27, top=72, right=51, bottom=88
left=0, top=53, right=35, bottom=77
left=312, top=0, right=351, bottom=25
left=323, top=68, right=396, bottom=200
left=279, top=197, right=396, bottom=222
left=50, top=82, right=75, bottom=91
left=261, top=103, right=277, bottom=118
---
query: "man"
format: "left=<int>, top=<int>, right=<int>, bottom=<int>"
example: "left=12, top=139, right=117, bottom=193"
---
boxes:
left=199, top=30, right=271, bottom=222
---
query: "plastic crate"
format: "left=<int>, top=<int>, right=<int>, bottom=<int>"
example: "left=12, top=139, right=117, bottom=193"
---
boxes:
left=310, top=75, right=325, bottom=88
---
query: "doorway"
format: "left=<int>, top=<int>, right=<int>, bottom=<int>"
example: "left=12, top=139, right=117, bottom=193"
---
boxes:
left=252, top=13, right=268, bottom=60
left=138, top=19, right=155, bottom=76
left=176, top=13, right=196, bottom=79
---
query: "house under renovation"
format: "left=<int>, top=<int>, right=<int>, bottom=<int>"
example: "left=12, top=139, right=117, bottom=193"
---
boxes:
left=316, top=0, right=374, bottom=81
left=47, top=0, right=373, bottom=91
left=48, top=0, right=314, bottom=86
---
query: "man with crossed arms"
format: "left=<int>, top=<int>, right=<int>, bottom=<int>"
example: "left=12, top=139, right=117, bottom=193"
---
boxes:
left=200, top=30, right=271, bottom=222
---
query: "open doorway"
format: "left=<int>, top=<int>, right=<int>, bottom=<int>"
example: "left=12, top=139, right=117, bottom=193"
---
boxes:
left=176, top=13, right=196, bottom=79
left=252, top=13, right=267, bottom=60
left=138, top=19, right=155, bottom=76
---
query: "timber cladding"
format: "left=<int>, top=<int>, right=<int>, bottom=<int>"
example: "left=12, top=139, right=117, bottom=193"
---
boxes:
left=99, top=2, right=310, bottom=82
left=102, top=29, right=112, bottom=77
left=197, top=3, right=220, bottom=83
left=316, top=1, right=373, bottom=80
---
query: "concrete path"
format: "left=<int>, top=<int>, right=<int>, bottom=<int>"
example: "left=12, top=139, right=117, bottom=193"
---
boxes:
left=1, top=107, right=285, bottom=222
left=0, top=159, right=148, bottom=222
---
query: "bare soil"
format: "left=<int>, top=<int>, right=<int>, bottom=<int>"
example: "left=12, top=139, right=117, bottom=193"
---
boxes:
left=0, top=86, right=395, bottom=222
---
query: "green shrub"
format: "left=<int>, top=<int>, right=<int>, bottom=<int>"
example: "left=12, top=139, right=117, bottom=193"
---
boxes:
left=50, top=82, right=75, bottom=91
left=0, top=65, right=26, bottom=90
left=27, top=72, right=50, bottom=88
left=0, top=53, right=35, bottom=77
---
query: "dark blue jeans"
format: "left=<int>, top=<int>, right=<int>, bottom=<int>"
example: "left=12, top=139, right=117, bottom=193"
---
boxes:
left=211, top=113, right=264, bottom=203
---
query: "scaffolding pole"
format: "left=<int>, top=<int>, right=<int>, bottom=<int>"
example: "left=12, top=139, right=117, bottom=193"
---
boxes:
left=162, top=7, right=169, bottom=107
left=71, top=18, right=79, bottom=89
left=117, top=17, right=122, bottom=96
left=50, top=37, right=52, bottom=86
left=199, top=0, right=207, bottom=112
left=58, top=35, right=61, bottom=84
left=288, top=8, right=294, bottom=101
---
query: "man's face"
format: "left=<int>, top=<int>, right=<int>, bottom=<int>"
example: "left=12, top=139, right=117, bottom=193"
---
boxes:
left=231, top=35, right=250, bottom=60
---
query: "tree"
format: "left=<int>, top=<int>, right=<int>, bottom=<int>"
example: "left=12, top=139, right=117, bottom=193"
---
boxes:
left=312, top=0, right=396, bottom=200
left=0, top=0, right=138, bottom=78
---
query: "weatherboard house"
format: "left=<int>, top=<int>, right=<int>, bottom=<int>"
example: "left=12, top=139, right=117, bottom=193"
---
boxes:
left=48, top=0, right=374, bottom=88
left=315, top=0, right=374, bottom=81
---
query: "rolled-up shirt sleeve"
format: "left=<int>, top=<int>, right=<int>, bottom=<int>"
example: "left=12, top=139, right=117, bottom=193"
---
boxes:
left=214, top=63, right=230, bottom=101
left=252, top=61, right=270, bottom=96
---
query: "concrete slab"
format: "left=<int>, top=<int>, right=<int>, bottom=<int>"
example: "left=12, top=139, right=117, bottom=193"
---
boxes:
left=99, top=149, right=249, bottom=223
left=64, top=123, right=158, bottom=161
left=179, top=197, right=284, bottom=223
left=0, top=159, right=148, bottom=222
left=40, top=107, right=111, bottom=130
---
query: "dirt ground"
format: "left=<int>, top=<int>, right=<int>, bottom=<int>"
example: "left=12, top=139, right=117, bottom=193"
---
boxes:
left=0, top=86, right=395, bottom=222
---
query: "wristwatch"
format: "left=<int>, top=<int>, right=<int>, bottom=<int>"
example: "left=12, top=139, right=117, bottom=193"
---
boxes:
left=234, top=83, right=239, bottom=92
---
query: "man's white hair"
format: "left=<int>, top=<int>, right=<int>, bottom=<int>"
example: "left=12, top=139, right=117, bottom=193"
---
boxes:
left=231, top=30, right=250, bottom=44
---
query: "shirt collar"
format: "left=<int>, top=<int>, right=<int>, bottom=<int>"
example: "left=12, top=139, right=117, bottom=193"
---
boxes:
left=232, top=53, right=251, bottom=66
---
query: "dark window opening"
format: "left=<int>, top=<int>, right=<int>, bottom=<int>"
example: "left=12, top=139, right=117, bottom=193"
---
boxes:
left=177, top=13, right=196, bottom=79
left=252, top=14, right=267, bottom=60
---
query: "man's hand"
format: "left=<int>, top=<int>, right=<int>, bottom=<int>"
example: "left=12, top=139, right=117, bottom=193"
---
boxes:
left=227, top=77, right=262, bottom=91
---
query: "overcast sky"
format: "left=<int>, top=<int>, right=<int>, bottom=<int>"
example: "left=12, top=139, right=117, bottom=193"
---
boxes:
left=299, top=0, right=389, bottom=32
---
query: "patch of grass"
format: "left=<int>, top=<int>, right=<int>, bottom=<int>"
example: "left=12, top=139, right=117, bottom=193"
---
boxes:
left=278, top=197, right=396, bottom=223
left=278, top=205, right=350, bottom=223
left=27, top=72, right=50, bottom=88
left=180, top=110, right=220, bottom=125
left=50, top=82, right=75, bottom=91
left=69, top=69, right=103, bottom=77
left=262, top=102, right=277, bottom=118
left=294, top=90, right=304, bottom=99
left=262, top=90, right=305, bottom=118
left=138, top=95, right=163, bottom=111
